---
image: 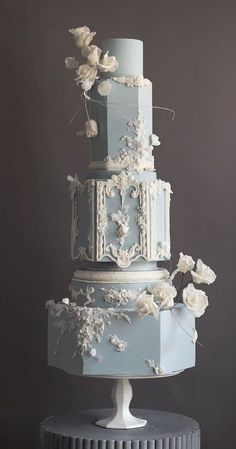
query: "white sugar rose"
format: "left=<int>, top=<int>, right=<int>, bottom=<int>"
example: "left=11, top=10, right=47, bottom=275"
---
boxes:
left=191, top=259, right=216, bottom=285
left=65, top=57, right=79, bottom=70
left=97, top=52, right=119, bottom=73
left=75, top=64, right=97, bottom=90
left=97, top=79, right=112, bottom=96
left=81, top=45, right=102, bottom=66
left=69, top=26, right=96, bottom=48
left=85, top=119, right=98, bottom=138
left=183, top=283, right=209, bottom=317
left=177, top=252, right=195, bottom=273
left=148, top=282, right=176, bottom=308
left=136, top=292, right=159, bottom=320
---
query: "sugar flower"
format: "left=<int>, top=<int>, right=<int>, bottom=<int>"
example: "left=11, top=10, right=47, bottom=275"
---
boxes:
left=183, top=283, right=209, bottom=317
left=191, top=259, right=216, bottom=285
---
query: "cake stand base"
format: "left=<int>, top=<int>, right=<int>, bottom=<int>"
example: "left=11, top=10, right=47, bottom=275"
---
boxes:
left=40, top=409, right=200, bottom=449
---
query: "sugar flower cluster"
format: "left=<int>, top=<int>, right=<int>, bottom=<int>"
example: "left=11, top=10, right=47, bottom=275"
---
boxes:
left=136, top=253, right=216, bottom=320
left=65, top=26, right=119, bottom=92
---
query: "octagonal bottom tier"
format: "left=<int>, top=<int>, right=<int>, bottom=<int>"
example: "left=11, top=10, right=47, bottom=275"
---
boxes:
left=47, top=301, right=196, bottom=377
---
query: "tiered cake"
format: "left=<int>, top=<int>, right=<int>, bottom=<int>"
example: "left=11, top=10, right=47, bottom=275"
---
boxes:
left=47, top=32, right=216, bottom=378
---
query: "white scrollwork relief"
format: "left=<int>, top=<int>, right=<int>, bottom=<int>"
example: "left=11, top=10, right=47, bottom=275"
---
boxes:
left=97, top=181, right=108, bottom=259
left=70, top=285, right=95, bottom=305
left=137, top=182, right=148, bottom=258
left=105, top=172, right=140, bottom=206
left=100, top=287, right=141, bottom=306
left=68, top=172, right=171, bottom=267
left=105, top=242, right=141, bottom=268
left=68, top=175, right=96, bottom=261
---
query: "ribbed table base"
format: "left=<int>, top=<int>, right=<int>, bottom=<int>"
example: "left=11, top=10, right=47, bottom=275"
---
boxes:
left=40, top=409, right=200, bottom=449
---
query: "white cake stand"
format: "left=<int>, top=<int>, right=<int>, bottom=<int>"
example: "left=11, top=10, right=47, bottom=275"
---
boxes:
left=94, top=371, right=183, bottom=429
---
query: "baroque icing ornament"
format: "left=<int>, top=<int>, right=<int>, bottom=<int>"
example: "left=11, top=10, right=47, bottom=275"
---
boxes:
left=100, top=287, right=141, bottom=306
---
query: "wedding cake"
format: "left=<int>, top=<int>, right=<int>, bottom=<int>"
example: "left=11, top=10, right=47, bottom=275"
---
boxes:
left=46, top=27, right=216, bottom=378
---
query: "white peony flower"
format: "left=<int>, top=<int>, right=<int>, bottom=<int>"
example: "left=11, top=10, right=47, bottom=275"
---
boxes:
left=191, top=259, right=216, bottom=285
left=97, top=51, right=119, bottom=73
left=81, top=45, right=102, bottom=66
left=148, top=282, right=177, bottom=309
left=97, top=79, right=112, bottom=96
left=177, top=252, right=195, bottom=273
left=69, top=26, right=96, bottom=48
left=85, top=119, right=98, bottom=138
left=75, top=64, right=97, bottom=91
left=182, top=283, right=209, bottom=317
left=65, top=57, right=79, bottom=70
left=136, top=292, right=159, bottom=320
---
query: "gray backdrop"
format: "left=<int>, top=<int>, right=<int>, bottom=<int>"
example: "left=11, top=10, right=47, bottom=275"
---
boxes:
left=1, top=0, right=235, bottom=448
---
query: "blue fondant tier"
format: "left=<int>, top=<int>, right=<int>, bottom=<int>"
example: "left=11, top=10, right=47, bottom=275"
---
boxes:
left=67, top=173, right=171, bottom=267
left=70, top=268, right=169, bottom=309
left=48, top=302, right=195, bottom=377
left=88, top=81, right=154, bottom=172
left=101, top=38, right=143, bottom=77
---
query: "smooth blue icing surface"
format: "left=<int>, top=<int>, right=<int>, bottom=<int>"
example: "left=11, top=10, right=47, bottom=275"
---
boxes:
left=100, top=38, right=143, bottom=77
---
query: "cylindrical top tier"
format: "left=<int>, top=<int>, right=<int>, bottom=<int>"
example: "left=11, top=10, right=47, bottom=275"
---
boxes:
left=101, top=38, right=143, bottom=77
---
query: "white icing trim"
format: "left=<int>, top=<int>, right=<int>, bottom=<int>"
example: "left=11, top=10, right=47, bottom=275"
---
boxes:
left=100, top=287, right=141, bottom=305
left=145, top=359, right=165, bottom=376
left=108, top=335, right=127, bottom=352
left=112, top=75, right=151, bottom=87
left=73, top=269, right=169, bottom=283
left=88, top=159, right=154, bottom=172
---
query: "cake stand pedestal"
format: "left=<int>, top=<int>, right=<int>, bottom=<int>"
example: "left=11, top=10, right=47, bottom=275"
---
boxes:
left=95, top=379, right=147, bottom=429
left=40, top=408, right=200, bottom=449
